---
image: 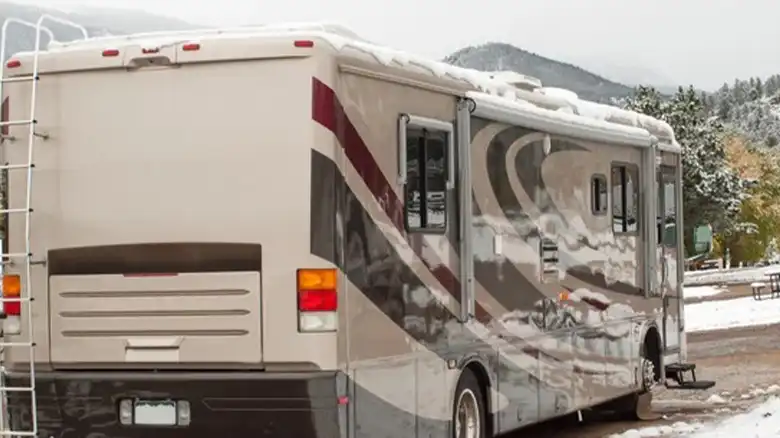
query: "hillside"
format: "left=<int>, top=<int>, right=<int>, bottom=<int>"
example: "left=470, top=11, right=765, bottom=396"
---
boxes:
left=0, top=2, right=197, bottom=58
left=444, top=42, right=635, bottom=103
left=705, top=76, right=780, bottom=148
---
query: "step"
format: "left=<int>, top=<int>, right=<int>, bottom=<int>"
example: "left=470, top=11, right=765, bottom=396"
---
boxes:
left=666, top=380, right=716, bottom=391
left=665, top=363, right=696, bottom=373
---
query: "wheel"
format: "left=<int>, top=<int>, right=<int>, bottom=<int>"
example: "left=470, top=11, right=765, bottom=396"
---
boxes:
left=640, top=354, right=657, bottom=393
left=596, top=339, right=660, bottom=421
left=452, top=370, right=487, bottom=438
left=624, top=342, right=661, bottom=421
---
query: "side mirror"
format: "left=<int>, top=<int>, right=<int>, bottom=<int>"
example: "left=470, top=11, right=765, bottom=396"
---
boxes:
left=693, top=224, right=713, bottom=255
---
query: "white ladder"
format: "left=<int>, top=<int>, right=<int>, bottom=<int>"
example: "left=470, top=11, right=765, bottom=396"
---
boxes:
left=0, top=15, right=89, bottom=437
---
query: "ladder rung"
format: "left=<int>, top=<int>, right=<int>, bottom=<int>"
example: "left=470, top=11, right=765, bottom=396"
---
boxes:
left=0, top=341, right=34, bottom=347
left=0, top=163, right=31, bottom=171
left=0, top=208, right=31, bottom=214
left=0, top=386, right=34, bottom=392
left=0, top=120, right=34, bottom=128
left=0, top=253, right=32, bottom=259
left=1, top=75, right=37, bottom=84
left=0, top=431, right=37, bottom=437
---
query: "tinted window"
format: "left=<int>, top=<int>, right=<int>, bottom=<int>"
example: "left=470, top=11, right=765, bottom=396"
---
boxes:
left=658, top=167, right=678, bottom=247
left=611, top=164, right=640, bottom=234
left=404, top=126, right=448, bottom=232
left=591, top=174, right=608, bottom=215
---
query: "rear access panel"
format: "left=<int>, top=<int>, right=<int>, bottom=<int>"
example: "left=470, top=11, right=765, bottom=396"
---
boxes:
left=48, top=271, right=262, bottom=367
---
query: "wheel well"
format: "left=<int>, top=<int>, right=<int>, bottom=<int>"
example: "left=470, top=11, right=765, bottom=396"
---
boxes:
left=463, top=361, right=493, bottom=436
left=643, top=326, right=662, bottom=381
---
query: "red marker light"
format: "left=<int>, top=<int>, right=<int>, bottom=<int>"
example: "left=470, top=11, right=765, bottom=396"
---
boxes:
left=6, top=59, right=20, bottom=69
left=182, top=43, right=201, bottom=52
left=294, top=40, right=314, bottom=48
left=102, top=49, right=120, bottom=57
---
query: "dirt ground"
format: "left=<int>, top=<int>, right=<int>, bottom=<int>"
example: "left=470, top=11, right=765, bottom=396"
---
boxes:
left=506, top=286, right=780, bottom=438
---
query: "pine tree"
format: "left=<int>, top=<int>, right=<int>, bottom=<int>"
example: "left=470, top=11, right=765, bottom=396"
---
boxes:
left=624, top=86, right=747, bottom=255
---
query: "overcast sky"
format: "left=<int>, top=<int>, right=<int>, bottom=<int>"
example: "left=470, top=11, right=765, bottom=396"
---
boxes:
left=28, top=0, right=780, bottom=90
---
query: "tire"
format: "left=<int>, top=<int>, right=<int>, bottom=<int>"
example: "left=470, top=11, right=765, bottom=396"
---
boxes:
left=639, top=347, right=657, bottom=393
left=452, top=370, right=487, bottom=438
left=596, top=340, right=660, bottom=421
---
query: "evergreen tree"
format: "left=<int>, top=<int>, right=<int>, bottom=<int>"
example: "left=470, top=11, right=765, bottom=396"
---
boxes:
left=624, top=86, right=747, bottom=255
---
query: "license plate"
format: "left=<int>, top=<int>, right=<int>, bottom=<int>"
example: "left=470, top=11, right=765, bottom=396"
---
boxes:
left=133, top=400, right=177, bottom=426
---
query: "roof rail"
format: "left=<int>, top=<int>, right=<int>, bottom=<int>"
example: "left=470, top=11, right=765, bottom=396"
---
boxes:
left=0, top=18, right=55, bottom=63
left=1, top=15, right=89, bottom=62
left=46, top=22, right=364, bottom=50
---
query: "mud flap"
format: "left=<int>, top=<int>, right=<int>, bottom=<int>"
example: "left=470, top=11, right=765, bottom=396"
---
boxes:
left=597, top=391, right=660, bottom=421
left=633, top=392, right=661, bottom=421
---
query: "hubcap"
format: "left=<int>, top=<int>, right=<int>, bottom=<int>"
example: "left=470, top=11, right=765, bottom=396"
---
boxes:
left=641, top=357, right=656, bottom=391
left=454, top=388, right=480, bottom=438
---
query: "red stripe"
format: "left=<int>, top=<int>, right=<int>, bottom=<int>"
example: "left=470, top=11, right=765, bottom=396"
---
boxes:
left=311, top=78, right=405, bottom=231
left=311, top=77, right=490, bottom=323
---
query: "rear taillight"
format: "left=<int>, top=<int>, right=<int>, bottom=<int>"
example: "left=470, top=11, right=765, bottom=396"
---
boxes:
left=2, top=274, right=21, bottom=316
left=297, top=268, right=337, bottom=332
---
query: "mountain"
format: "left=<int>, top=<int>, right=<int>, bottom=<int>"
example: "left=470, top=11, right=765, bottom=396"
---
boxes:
left=705, top=76, right=780, bottom=148
left=444, top=42, right=635, bottom=103
left=563, top=55, right=682, bottom=95
left=0, top=2, right=198, bottom=59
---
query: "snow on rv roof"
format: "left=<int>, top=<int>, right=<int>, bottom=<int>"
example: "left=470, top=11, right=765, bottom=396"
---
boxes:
left=20, top=21, right=679, bottom=152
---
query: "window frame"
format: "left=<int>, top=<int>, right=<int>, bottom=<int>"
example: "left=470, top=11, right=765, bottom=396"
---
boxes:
left=610, top=161, right=640, bottom=235
left=590, top=173, right=608, bottom=216
left=397, top=113, right=455, bottom=234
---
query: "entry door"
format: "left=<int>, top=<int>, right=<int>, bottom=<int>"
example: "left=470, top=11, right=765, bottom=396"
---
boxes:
left=658, top=165, right=682, bottom=352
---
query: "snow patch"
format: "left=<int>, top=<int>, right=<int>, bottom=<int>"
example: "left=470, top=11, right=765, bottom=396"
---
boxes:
left=685, top=295, right=780, bottom=332
left=685, top=266, right=780, bottom=286
left=681, top=397, right=780, bottom=437
left=611, top=393, right=780, bottom=437
left=705, top=394, right=727, bottom=405
left=609, top=421, right=703, bottom=437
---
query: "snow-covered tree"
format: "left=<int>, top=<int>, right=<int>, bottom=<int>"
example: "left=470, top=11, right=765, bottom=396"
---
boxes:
left=705, top=75, right=780, bottom=148
left=624, top=86, right=747, bottom=255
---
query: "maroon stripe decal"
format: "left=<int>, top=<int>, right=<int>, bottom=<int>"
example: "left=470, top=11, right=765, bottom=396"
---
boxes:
left=311, top=77, right=490, bottom=323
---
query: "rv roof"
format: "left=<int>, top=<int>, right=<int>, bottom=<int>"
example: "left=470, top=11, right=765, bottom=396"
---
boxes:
left=11, top=21, right=679, bottom=153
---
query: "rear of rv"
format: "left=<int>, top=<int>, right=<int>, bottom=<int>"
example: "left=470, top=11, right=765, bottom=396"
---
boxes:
left=0, top=35, right=345, bottom=437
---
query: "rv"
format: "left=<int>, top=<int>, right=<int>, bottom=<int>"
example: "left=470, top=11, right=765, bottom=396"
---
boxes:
left=0, top=17, right=713, bottom=438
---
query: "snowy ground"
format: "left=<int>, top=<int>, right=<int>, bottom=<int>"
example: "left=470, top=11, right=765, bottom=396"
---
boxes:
left=684, top=266, right=780, bottom=286
left=609, top=395, right=780, bottom=437
left=616, top=283, right=780, bottom=437
left=685, top=294, right=780, bottom=332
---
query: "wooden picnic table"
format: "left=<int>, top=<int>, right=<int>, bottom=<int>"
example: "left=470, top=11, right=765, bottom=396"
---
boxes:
left=752, top=271, right=780, bottom=300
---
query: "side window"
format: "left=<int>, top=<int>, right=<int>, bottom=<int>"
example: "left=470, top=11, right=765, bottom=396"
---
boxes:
left=611, top=164, right=639, bottom=234
left=403, top=120, right=450, bottom=233
left=659, top=167, right=678, bottom=247
left=591, top=174, right=608, bottom=215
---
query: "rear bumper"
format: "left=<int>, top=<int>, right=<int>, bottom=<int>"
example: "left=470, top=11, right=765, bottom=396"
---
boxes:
left=5, top=371, right=345, bottom=438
